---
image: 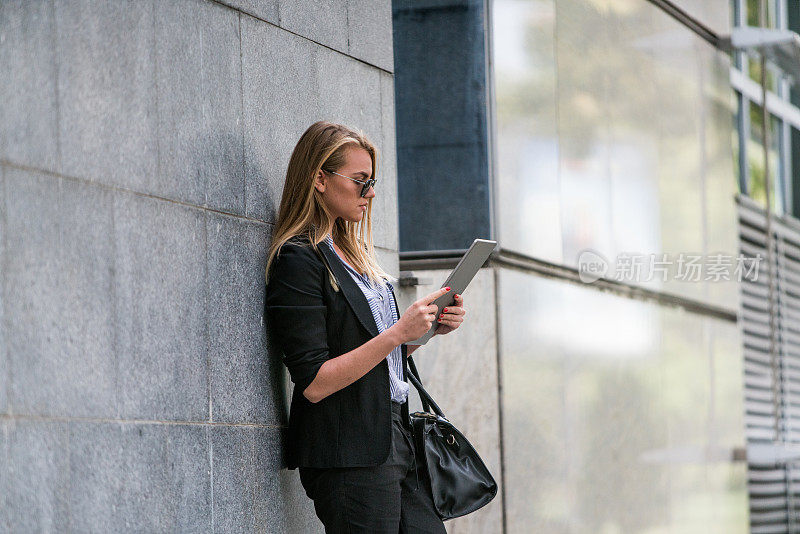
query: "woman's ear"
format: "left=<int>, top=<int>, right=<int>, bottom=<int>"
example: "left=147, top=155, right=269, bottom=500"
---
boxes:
left=314, top=170, right=326, bottom=193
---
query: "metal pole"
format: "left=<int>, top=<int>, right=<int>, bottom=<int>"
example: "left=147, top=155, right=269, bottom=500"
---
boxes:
left=757, top=1, right=788, bottom=529
left=760, top=0, right=778, bottom=446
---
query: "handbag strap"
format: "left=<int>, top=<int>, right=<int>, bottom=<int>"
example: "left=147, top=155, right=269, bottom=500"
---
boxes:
left=406, top=355, right=430, bottom=413
left=406, top=355, right=446, bottom=418
left=309, top=239, right=340, bottom=292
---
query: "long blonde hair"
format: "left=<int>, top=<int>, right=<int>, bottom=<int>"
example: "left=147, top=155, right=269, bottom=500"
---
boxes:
left=265, top=121, right=395, bottom=290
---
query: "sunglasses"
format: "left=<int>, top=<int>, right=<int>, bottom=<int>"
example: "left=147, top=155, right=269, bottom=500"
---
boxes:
left=325, top=170, right=377, bottom=197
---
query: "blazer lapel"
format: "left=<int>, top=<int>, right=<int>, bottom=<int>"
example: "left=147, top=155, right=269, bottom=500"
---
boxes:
left=318, top=239, right=380, bottom=338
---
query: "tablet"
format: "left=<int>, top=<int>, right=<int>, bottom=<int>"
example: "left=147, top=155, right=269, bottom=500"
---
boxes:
left=406, top=238, right=497, bottom=345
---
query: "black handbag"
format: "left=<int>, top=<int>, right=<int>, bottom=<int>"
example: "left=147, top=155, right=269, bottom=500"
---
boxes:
left=405, top=355, right=498, bottom=521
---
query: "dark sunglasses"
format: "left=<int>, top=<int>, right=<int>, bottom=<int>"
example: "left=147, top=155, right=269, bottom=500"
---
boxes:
left=325, top=170, right=377, bottom=197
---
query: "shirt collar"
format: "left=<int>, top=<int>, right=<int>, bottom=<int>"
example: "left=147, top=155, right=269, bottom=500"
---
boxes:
left=324, top=235, right=393, bottom=294
left=325, top=235, right=365, bottom=278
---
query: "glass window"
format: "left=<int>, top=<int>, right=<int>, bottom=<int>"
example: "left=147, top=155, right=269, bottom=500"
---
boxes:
left=498, top=269, right=748, bottom=533
left=745, top=0, right=776, bottom=27
left=747, top=59, right=779, bottom=94
left=789, top=0, right=800, bottom=108
left=491, top=0, right=563, bottom=265
left=745, top=0, right=779, bottom=92
left=747, top=101, right=781, bottom=211
left=791, top=125, right=800, bottom=217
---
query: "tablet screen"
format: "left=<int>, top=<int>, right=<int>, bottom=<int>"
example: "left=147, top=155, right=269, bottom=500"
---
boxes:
left=406, top=238, right=497, bottom=345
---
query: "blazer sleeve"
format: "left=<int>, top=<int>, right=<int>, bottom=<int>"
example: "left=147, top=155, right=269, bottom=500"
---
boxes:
left=265, top=241, right=330, bottom=395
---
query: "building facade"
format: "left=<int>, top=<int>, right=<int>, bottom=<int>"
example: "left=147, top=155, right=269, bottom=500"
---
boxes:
left=6, top=0, right=798, bottom=532
left=393, top=0, right=752, bottom=532
left=1, top=1, right=395, bottom=531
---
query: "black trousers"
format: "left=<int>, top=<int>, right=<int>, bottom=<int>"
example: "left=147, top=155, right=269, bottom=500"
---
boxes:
left=298, top=402, right=447, bottom=533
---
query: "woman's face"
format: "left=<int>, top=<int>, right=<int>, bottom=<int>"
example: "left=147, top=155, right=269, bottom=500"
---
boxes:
left=315, top=146, right=375, bottom=223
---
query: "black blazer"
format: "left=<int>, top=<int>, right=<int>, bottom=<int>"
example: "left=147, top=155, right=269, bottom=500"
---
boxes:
left=264, top=234, right=411, bottom=469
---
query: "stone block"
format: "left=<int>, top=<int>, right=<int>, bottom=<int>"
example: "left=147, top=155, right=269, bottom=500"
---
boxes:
left=253, top=427, right=292, bottom=531
left=165, top=424, right=213, bottom=531
left=0, top=167, right=5, bottom=416
left=279, top=0, right=348, bottom=52
left=218, top=0, right=279, bottom=24
left=314, top=46, right=382, bottom=148
left=347, top=0, right=394, bottom=71
left=156, top=0, right=245, bottom=215
left=113, top=192, right=207, bottom=421
left=66, top=421, right=125, bottom=532
left=373, top=71, right=399, bottom=251
left=5, top=168, right=116, bottom=417
left=211, top=425, right=289, bottom=532
left=275, top=464, right=323, bottom=533
left=241, top=19, right=318, bottom=222
left=0, top=1, right=60, bottom=170
left=375, top=246, right=399, bottom=281
left=393, top=0, right=468, bottom=9
left=0, top=422, right=5, bottom=528
left=67, top=421, right=211, bottom=531
left=2, top=420, right=71, bottom=532
left=55, top=0, right=157, bottom=191
left=207, top=212, right=282, bottom=424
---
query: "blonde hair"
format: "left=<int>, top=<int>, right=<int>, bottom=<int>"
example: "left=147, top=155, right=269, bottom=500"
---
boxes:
left=265, top=121, right=395, bottom=290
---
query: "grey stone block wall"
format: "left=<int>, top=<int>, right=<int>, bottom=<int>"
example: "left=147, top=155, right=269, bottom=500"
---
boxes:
left=0, top=0, right=395, bottom=531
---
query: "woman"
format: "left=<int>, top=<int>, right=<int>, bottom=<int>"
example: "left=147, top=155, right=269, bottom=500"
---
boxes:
left=264, top=121, right=466, bottom=533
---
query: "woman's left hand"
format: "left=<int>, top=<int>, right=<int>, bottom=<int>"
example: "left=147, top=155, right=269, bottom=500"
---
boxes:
left=433, top=293, right=466, bottom=336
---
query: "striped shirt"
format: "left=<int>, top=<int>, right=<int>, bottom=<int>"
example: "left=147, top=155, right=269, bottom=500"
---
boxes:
left=324, top=234, right=409, bottom=404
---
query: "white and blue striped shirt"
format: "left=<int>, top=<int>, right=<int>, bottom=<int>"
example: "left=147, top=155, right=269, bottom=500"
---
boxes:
left=324, top=234, right=409, bottom=404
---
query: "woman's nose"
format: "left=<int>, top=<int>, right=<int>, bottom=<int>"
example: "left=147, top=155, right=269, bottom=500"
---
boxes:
left=364, top=186, right=376, bottom=198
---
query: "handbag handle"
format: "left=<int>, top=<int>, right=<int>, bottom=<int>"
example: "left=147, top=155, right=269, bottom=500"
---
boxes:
left=406, top=355, right=430, bottom=413
left=406, top=355, right=446, bottom=419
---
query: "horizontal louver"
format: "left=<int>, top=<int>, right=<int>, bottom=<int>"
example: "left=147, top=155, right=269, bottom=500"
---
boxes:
left=740, top=195, right=800, bottom=533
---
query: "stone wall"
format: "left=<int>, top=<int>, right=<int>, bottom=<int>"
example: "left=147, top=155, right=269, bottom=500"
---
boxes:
left=0, top=1, right=396, bottom=531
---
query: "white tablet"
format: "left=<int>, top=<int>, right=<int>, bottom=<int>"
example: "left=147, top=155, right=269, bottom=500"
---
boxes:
left=406, top=238, right=497, bottom=345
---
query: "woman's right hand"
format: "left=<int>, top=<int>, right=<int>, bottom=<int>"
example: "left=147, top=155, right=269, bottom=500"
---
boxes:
left=390, top=286, right=452, bottom=344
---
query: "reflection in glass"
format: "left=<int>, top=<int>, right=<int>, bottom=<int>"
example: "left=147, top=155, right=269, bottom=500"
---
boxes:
left=747, top=59, right=779, bottom=95
left=743, top=0, right=779, bottom=92
left=493, top=0, right=562, bottom=263
left=491, top=0, right=738, bottom=309
left=747, top=101, right=781, bottom=212
left=498, top=269, right=748, bottom=533
left=745, top=0, right=773, bottom=27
